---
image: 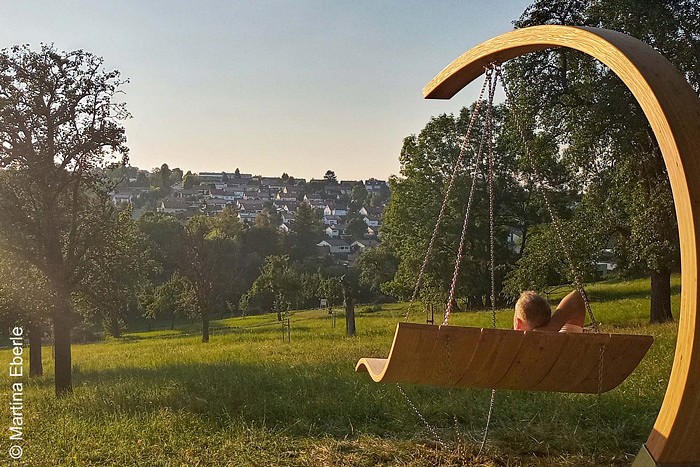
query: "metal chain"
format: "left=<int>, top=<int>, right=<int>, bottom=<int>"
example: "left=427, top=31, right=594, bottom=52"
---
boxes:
left=396, top=384, right=445, bottom=446
left=404, top=74, right=490, bottom=322
left=487, top=67, right=498, bottom=329
left=479, top=64, right=500, bottom=456
left=495, top=65, right=599, bottom=332
left=479, top=389, right=497, bottom=456
left=443, top=68, right=493, bottom=326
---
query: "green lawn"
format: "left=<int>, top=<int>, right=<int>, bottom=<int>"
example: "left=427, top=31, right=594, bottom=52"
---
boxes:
left=0, top=276, right=680, bottom=466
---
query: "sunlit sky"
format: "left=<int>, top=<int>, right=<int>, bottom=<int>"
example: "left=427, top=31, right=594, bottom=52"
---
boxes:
left=1, top=1, right=532, bottom=180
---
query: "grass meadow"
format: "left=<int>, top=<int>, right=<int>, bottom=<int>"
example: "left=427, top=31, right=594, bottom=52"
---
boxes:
left=0, top=276, right=680, bottom=466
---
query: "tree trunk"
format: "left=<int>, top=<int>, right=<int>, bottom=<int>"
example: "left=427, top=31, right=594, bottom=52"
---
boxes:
left=650, top=267, right=673, bottom=323
left=28, top=324, right=43, bottom=377
left=108, top=315, right=122, bottom=338
left=170, top=313, right=175, bottom=331
left=201, top=307, right=210, bottom=343
left=53, top=309, right=72, bottom=396
left=345, top=296, right=356, bottom=337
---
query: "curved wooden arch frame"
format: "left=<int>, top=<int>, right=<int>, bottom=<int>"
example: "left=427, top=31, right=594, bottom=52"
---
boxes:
left=423, top=25, right=700, bottom=465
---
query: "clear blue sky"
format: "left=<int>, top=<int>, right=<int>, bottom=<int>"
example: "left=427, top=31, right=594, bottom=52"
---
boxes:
left=1, top=1, right=532, bottom=180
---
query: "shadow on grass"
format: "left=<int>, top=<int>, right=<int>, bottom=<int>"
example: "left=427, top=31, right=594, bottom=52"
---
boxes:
left=589, top=282, right=681, bottom=303
left=58, top=357, right=661, bottom=457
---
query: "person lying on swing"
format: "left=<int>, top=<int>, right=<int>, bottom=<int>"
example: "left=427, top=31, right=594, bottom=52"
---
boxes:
left=513, top=290, right=586, bottom=332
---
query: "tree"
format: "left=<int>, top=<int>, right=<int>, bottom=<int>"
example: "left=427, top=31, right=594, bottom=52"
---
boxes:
left=171, top=167, right=183, bottom=184
left=139, top=212, right=185, bottom=284
left=351, top=183, right=369, bottom=206
left=183, top=171, right=200, bottom=190
left=346, top=218, right=368, bottom=242
left=382, top=105, right=534, bottom=308
left=0, top=44, right=129, bottom=395
left=341, top=270, right=361, bottom=336
left=181, top=212, right=244, bottom=342
left=0, top=251, right=53, bottom=376
left=318, top=276, right=343, bottom=313
left=157, top=163, right=172, bottom=194
left=324, top=170, right=337, bottom=183
left=356, top=246, right=400, bottom=299
left=140, top=273, right=194, bottom=330
left=241, top=255, right=302, bottom=319
left=74, top=204, right=152, bottom=338
left=289, top=203, right=322, bottom=260
left=507, top=0, right=699, bottom=322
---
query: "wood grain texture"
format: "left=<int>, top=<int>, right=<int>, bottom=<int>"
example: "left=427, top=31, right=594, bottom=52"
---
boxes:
left=355, top=322, right=653, bottom=393
left=422, top=25, right=700, bottom=464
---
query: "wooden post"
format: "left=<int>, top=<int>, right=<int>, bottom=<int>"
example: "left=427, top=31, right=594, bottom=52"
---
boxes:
left=423, top=25, right=700, bottom=465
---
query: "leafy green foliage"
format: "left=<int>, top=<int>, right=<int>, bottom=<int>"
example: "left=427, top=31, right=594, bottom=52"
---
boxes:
left=0, top=43, right=131, bottom=393
left=504, top=0, right=696, bottom=321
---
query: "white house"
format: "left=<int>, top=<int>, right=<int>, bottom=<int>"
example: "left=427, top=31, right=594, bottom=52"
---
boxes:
left=363, top=215, right=381, bottom=227
left=323, top=215, right=342, bottom=226
left=317, top=238, right=351, bottom=255
left=324, top=204, right=348, bottom=217
left=325, top=226, right=342, bottom=238
left=158, top=198, right=190, bottom=214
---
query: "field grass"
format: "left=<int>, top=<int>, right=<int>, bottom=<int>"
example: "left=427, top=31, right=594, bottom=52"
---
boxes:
left=0, top=276, right=681, bottom=466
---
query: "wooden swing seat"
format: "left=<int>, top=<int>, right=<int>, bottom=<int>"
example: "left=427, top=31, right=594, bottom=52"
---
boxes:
left=356, top=322, right=653, bottom=393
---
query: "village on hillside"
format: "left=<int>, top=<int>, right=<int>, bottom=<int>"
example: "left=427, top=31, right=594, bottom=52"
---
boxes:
left=109, top=166, right=390, bottom=265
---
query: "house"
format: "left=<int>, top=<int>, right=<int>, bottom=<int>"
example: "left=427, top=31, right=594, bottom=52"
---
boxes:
left=175, top=188, right=204, bottom=199
left=206, top=199, right=230, bottom=214
left=304, top=194, right=325, bottom=203
left=363, top=215, right=382, bottom=227
left=275, top=200, right=300, bottom=212
left=110, top=188, right=142, bottom=205
left=223, top=186, right=246, bottom=198
left=276, top=186, right=305, bottom=201
left=209, top=189, right=239, bottom=202
left=158, top=198, right=191, bottom=214
left=324, top=204, right=348, bottom=217
left=281, top=211, right=296, bottom=225
left=364, top=178, right=388, bottom=193
left=317, top=238, right=351, bottom=255
left=198, top=172, right=227, bottom=182
left=351, top=239, right=380, bottom=252
left=323, top=215, right=342, bottom=226
left=259, top=177, right=286, bottom=190
left=237, top=199, right=266, bottom=213
left=243, top=186, right=261, bottom=198
left=324, top=225, right=344, bottom=238
left=366, top=225, right=381, bottom=237
left=279, top=223, right=290, bottom=233
left=339, top=180, right=360, bottom=195
left=596, top=262, right=617, bottom=277
left=111, top=192, right=133, bottom=204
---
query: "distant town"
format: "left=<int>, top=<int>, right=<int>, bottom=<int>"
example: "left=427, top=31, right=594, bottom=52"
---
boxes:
left=109, top=165, right=390, bottom=264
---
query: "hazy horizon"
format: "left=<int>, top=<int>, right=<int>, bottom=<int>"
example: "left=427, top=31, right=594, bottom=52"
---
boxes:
left=1, top=1, right=532, bottom=180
